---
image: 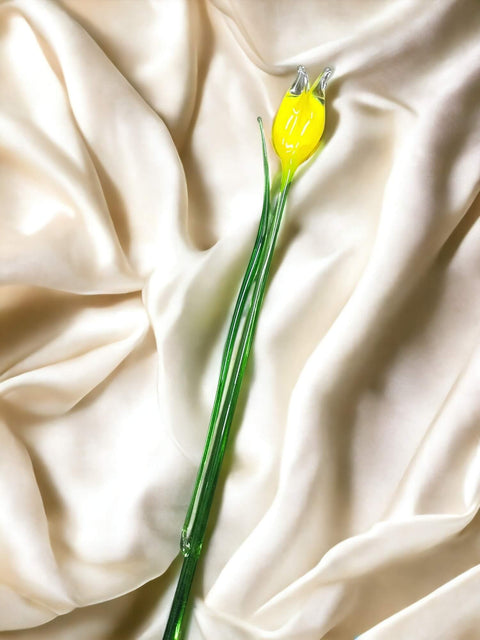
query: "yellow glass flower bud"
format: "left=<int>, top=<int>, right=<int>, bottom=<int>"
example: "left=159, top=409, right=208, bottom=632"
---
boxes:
left=272, top=66, right=333, bottom=182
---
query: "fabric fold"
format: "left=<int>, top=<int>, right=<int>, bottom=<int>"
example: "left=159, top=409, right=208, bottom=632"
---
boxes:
left=1, top=0, right=480, bottom=638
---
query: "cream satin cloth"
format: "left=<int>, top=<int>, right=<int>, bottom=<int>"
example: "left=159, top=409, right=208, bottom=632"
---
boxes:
left=1, top=0, right=480, bottom=638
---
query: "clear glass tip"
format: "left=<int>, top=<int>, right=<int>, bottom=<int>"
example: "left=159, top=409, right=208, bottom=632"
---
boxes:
left=312, top=66, right=334, bottom=102
left=320, top=67, right=334, bottom=94
left=289, top=65, right=309, bottom=96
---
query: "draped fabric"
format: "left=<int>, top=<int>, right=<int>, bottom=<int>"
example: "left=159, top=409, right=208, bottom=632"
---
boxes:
left=1, top=0, right=480, bottom=637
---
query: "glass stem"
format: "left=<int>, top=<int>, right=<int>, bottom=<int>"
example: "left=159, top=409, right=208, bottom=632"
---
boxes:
left=162, top=169, right=292, bottom=640
left=162, top=553, right=199, bottom=640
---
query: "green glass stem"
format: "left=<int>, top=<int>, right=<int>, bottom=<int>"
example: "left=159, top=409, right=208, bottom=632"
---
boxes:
left=181, top=178, right=291, bottom=559
left=162, top=122, right=292, bottom=640
left=162, top=553, right=199, bottom=640
left=179, top=119, right=271, bottom=560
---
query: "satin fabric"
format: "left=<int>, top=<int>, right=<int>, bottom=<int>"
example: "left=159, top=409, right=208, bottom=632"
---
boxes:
left=0, top=0, right=479, bottom=638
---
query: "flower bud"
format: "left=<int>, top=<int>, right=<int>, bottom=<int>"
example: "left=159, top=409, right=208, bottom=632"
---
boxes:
left=272, top=66, right=333, bottom=179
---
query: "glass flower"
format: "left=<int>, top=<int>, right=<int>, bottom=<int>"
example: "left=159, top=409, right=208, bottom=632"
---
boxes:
left=163, top=65, right=333, bottom=640
left=272, top=65, right=333, bottom=183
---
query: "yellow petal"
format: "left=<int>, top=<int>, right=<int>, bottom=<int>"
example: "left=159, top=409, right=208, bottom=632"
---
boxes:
left=272, top=66, right=332, bottom=181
